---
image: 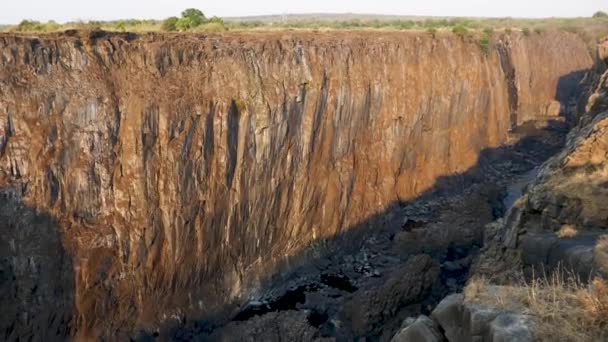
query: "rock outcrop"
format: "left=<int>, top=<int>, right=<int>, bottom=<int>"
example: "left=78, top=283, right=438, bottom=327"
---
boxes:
left=390, top=294, right=534, bottom=342
left=430, top=294, right=533, bottom=342
left=478, top=40, right=608, bottom=281
left=0, top=30, right=592, bottom=338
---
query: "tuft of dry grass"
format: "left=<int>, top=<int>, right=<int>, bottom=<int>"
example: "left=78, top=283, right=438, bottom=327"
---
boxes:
left=594, top=235, right=608, bottom=275
left=465, top=269, right=608, bottom=341
left=556, top=224, right=578, bottom=238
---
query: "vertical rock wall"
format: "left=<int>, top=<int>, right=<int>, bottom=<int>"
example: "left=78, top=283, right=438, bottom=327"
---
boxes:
left=0, top=30, right=592, bottom=338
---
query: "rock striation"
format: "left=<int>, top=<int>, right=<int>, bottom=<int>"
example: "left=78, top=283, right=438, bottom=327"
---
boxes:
left=479, top=39, right=608, bottom=281
left=0, top=30, right=592, bottom=339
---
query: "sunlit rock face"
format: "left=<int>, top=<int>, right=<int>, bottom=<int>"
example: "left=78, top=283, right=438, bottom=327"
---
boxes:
left=0, top=30, right=591, bottom=338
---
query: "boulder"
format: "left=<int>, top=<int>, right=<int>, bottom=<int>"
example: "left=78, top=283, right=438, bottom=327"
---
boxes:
left=431, top=294, right=533, bottom=342
left=489, top=313, right=534, bottom=342
left=391, top=315, right=445, bottom=342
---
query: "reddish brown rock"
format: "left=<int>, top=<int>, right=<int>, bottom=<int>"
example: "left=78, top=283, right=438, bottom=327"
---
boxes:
left=0, top=30, right=592, bottom=339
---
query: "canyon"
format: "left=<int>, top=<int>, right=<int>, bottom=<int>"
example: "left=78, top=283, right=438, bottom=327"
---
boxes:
left=0, top=30, right=596, bottom=340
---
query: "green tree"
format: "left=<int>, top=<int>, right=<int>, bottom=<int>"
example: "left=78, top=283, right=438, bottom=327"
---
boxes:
left=181, top=8, right=206, bottom=26
left=593, top=11, right=608, bottom=18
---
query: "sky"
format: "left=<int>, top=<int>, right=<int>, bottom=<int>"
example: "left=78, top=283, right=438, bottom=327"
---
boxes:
left=1, top=0, right=607, bottom=24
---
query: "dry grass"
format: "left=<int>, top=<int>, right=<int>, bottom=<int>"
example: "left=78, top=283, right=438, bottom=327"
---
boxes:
left=465, top=270, right=608, bottom=341
left=557, top=224, right=578, bottom=239
left=595, top=235, right=608, bottom=274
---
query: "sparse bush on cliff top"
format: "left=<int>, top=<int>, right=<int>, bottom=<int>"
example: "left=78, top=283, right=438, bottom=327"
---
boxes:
left=593, top=11, right=608, bottom=18
left=452, top=25, right=469, bottom=37
left=11, top=19, right=61, bottom=32
left=479, top=36, right=490, bottom=55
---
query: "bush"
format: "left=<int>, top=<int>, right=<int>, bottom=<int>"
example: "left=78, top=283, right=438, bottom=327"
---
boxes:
left=13, top=19, right=41, bottom=32
left=161, top=16, right=179, bottom=31
left=479, top=36, right=491, bottom=55
left=13, top=19, right=62, bottom=32
left=522, top=27, right=531, bottom=36
left=208, top=16, right=224, bottom=25
left=426, top=27, right=437, bottom=36
left=534, top=27, right=545, bottom=34
left=505, top=27, right=512, bottom=35
left=483, top=27, right=494, bottom=36
left=592, top=11, right=608, bottom=18
left=114, top=21, right=126, bottom=32
left=452, top=25, right=469, bottom=37
left=194, top=22, right=227, bottom=33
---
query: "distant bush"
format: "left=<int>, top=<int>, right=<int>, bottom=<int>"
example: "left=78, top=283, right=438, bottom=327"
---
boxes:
left=452, top=25, right=469, bottom=37
left=114, top=21, right=126, bottom=32
left=483, top=27, right=494, bottom=36
left=426, top=27, right=437, bottom=36
left=161, top=16, right=179, bottom=31
left=194, top=22, right=227, bottom=32
left=522, top=27, right=531, bottom=36
left=592, top=11, right=608, bottom=18
left=505, top=27, right=512, bottom=35
left=12, top=19, right=61, bottom=32
left=208, top=16, right=225, bottom=25
left=534, top=27, right=545, bottom=34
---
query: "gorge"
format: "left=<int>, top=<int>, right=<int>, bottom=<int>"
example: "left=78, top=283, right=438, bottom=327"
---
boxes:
left=0, top=29, right=596, bottom=340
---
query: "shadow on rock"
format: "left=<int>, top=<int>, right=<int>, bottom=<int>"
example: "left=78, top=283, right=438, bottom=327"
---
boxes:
left=0, top=186, right=75, bottom=341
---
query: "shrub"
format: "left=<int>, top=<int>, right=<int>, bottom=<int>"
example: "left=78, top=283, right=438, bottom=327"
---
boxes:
left=194, top=22, right=227, bottom=33
left=13, top=19, right=41, bottom=32
left=12, top=20, right=62, bottom=32
left=557, top=224, right=578, bottom=238
left=505, top=27, right=512, bottom=35
left=114, top=21, right=126, bottom=32
left=534, top=27, right=545, bottom=34
left=522, top=27, right=531, bottom=36
left=452, top=25, right=469, bottom=37
left=592, top=11, right=608, bottom=18
left=426, top=27, right=437, bottom=36
left=479, top=36, right=491, bottom=55
left=161, top=16, right=179, bottom=31
left=208, top=16, right=224, bottom=25
left=483, top=27, right=494, bottom=36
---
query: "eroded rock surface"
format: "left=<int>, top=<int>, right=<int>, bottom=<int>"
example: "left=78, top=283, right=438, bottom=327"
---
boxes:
left=478, top=41, right=608, bottom=280
left=0, top=30, right=592, bottom=338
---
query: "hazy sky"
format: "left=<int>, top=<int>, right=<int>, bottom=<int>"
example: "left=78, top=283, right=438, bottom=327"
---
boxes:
left=1, top=0, right=607, bottom=24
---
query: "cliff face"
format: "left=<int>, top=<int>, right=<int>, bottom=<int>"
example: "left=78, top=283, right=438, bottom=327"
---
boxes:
left=0, top=30, right=592, bottom=339
left=478, top=41, right=608, bottom=281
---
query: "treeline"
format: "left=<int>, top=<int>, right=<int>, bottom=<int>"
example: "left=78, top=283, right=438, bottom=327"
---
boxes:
left=3, top=9, right=608, bottom=35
